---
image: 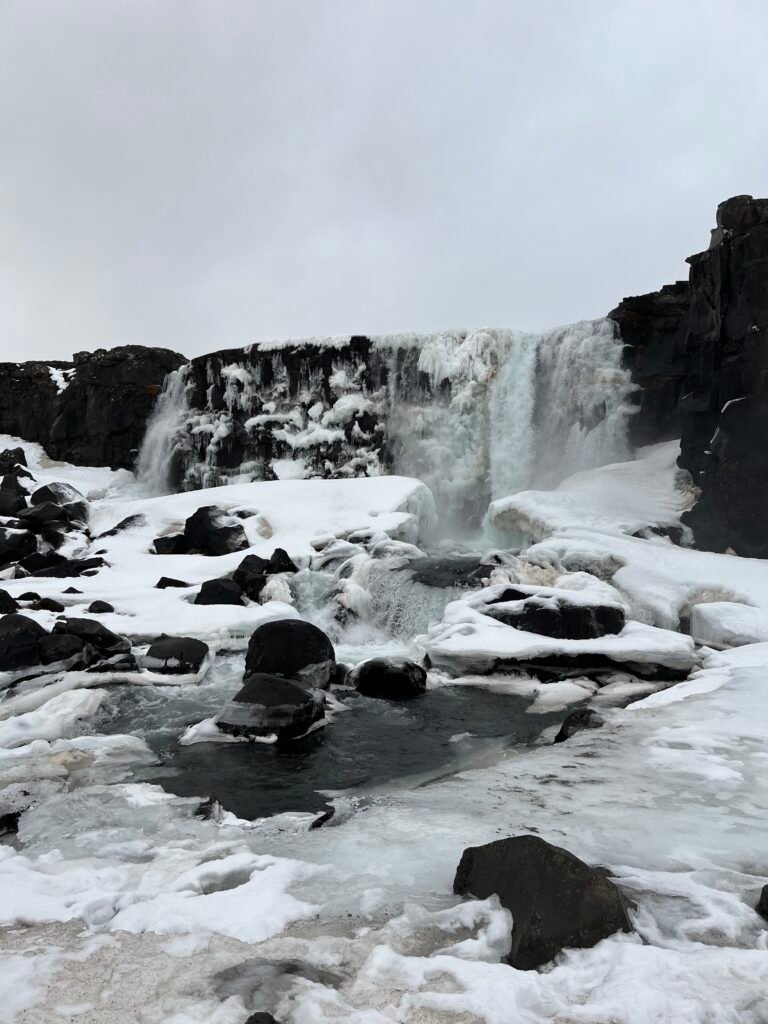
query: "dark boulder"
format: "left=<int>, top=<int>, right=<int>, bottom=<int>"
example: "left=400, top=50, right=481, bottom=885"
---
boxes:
left=217, top=672, right=324, bottom=739
left=32, top=556, right=105, bottom=578
left=17, top=591, right=41, bottom=602
left=143, top=635, right=210, bottom=675
left=194, top=578, right=244, bottom=606
left=87, top=600, right=114, bottom=614
left=267, top=547, right=298, bottom=574
left=29, top=483, right=88, bottom=527
left=0, top=447, right=27, bottom=473
left=19, top=551, right=66, bottom=574
left=38, top=632, right=86, bottom=666
left=554, top=707, right=605, bottom=743
left=63, top=587, right=81, bottom=594
left=31, top=597, right=65, bottom=613
left=0, top=488, right=27, bottom=518
left=453, top=835, right=632, bottom=970
left=156, top=577, right=190, bottom=589
left=245, top=1014, right=280, bottom=1024
left=484, top=593, right=625, bottom=640
left=52, top=617, right=130, bottom=654
left=0, top=528, right=37, bottom=569
left=0, top=590, right=18, bottom=613
left=232, top=554, right=270, bottom=600
left=351, top=657, right=427, bottom=699
left=153, top=534, right=187, bottom=555
left=0, top=614, right=47, bottom=671
left=245, top=619, right=335, bottom=689
left=183, top=506, right=249, bottom=556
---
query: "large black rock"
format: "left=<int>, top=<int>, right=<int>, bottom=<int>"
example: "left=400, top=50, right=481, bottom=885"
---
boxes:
left=0, top=590, right=18, bottom=614
left=217, top=672, right=324, bottom=739
left=143, top=635, right=209, bottom=675
left=454, top=835, right=632, bottom=970
left=31, top=556, right=105, bottom=578
left=0, top=346, right=186, bottom=470
left=0, top=614, right=47, bottom=671
left=0, top=448, right=27, bottom=474
left=184, top=506, right=249, bottom=556
left=484, top=592, right=625, bottom=640
left=194, top=578, right=244, bottom=606
left=153, top=534, right=187, bottom=555
left=351, top=657, right=427, bottom=699
left=52, top=617, right=130, bottom=654
left=245, top=619, right=335, bottom=689
left=0, top=528, right=37, bottom=569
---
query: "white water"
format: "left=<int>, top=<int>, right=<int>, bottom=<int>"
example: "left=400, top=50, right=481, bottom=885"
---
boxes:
left=135, top=366, right=190, bottom=494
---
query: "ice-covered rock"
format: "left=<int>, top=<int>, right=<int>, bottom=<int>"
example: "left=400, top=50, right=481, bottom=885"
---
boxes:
left=453, top=835, right=632, bottom=969
left=217, top=672, right=325, bottom=740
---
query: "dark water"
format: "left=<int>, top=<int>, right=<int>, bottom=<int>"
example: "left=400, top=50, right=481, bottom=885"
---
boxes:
left=97, top=670, right=560, bottom=820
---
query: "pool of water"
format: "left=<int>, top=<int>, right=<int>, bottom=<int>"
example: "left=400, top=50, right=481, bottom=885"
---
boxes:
left=95, top=652, right=559, bottom=820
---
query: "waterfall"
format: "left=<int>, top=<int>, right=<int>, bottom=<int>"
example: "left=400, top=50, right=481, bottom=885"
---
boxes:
left=135, top=366, right=190, bottom=494
left=135, top=319, right=633, bottom=515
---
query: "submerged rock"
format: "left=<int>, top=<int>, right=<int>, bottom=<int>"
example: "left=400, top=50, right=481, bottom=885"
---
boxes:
left=183, top=506, right=249, bottom=556
left=143, top=635, right=210, bottom=675
left=217, top=672, right=324, bottom=739
left=245, top=619, right=335, bottom=689
left=351, top=657, right=427, bottom=699
left=453, top=835, right=632, bottom=969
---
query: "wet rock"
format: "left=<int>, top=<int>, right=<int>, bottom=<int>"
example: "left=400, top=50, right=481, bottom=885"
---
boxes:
left=183, top=506, right=249, bottom=556
left=143, top=635, right=210, bottom=675
left=351, top=657, right=427, bottom=699
left=153, top=533, right=188, bottom=555
left=194, top=578, right=244, bottom=606
left=0, top=447, right=27, bottom=473
left=0, top=614, right=47, bottom=671
left=52, top=617, right=130, bottom=654
left=217, top=672, right=325, bottom=739
left=267, top=548, right=298, bottom=574
left=87, top=600, right=114, bottom=614
left=453, top=835, right=632, bottom=970
left=232, top=554, right=270, bottom=600
left=245, top=619, right=335, bottom=689
left=0, top=590, right=18, bottom=613
left=406, top=555, right=488, bottom=589
left=155, top=576, right=190, bottom=589
left=245, top=1014, right=280, bottom=1024
left=0, top=528, right=37, bottom=569
left=553, top=707, right=605, bottom=743
left=38, top=632, right=86, bottom=666
left=329, top=662, right=350, bottom=687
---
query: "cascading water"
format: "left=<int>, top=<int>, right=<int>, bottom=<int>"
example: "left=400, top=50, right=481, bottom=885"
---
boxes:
left=136, top=319, right=633, bottom=516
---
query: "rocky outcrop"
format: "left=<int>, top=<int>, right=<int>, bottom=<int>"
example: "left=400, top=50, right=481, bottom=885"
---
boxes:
left=609, top=281, right=690, bottom=446
left=677, top=196, right=768, bottom=556
left=0, top=346, right=185, bottom=470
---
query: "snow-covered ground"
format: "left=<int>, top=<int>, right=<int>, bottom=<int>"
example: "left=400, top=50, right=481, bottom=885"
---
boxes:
left=1, top=435, right=768, bottom=1023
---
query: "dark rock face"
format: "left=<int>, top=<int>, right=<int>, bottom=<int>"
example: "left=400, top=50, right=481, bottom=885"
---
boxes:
left=453, top=835, right=632, bottom=970
left=484, top=592, right=625, bottom=640
left=245, top=619, right=335, bottom=689
left=351, top=657, right=427, bottom=699
left=609, top=282, right=690, bottom=446
left=677, top=199, right=768, bottom=555
left=183, top=506, right=249, bottom=556
left=217, top=672, right=325, bottom=739
left=0, top=346, right=185, bottom=470
left=553, top=707, right=605, bottom=743
left=143, top=636, right=209, bottom=675
left=194, top=578, right=244, bottom=606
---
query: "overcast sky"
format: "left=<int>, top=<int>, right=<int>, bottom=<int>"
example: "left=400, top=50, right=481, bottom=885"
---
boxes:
left=1, top=0, right=767, bottom=362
